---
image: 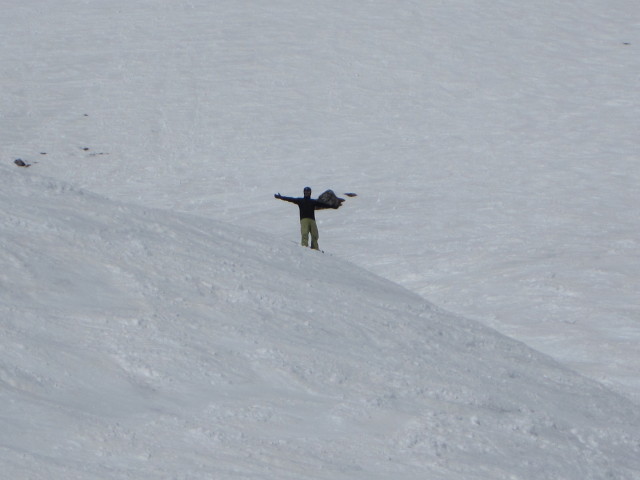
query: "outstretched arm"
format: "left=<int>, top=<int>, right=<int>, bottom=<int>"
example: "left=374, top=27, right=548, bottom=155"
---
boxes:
left=274, top=193, right=297, bottom=203
left=314, top=199, right=343, bottom=210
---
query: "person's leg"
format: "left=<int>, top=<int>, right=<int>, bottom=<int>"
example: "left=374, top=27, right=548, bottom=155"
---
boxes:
left=300, top=219, right=311, bottom=247
left=309, top=220, right=319, bottom=250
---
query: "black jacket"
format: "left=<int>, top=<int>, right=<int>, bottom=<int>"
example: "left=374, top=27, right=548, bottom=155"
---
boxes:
left=276, top=195, right=331, bottom=220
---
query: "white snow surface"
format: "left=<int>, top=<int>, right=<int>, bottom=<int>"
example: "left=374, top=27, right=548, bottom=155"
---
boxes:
left=2, top=0, right=640, bottom=478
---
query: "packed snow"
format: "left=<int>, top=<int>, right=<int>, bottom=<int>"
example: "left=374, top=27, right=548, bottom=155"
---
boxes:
left=2, top=0, right=639, bottom=479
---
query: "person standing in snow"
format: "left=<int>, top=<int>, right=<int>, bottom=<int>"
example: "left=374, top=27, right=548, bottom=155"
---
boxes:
left=274, top=186, right=336, bottom=250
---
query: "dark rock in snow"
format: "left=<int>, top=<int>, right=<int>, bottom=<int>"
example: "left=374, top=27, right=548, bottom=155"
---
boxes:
left=14, top=159, right=30, bottom=167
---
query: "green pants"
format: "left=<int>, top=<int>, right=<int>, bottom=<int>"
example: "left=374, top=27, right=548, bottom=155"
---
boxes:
left=300, top=218, right=319, bottom=250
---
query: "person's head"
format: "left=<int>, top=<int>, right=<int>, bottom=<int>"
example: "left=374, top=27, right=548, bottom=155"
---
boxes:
left=303, top=186, right=311, bottom=198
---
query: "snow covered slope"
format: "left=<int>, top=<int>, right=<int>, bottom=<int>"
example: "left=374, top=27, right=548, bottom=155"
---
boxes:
left=2, top=166, right=640, bottom=479
left=2, top=0, right=640, bottom=477
left=3, top=0, right=638, bottom=402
